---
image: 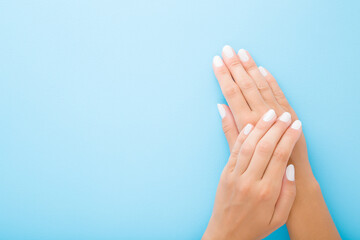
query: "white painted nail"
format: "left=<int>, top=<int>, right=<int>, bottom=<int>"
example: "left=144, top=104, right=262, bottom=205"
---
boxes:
left=238, top=49, right=249, bottom=62
left=258, top=66, right=267, bottom=76
left=286, top=164, right=295, bottom=181
left=279, top=112, right=291, bottom=123
left=222, top=45, right=234, bottom=58
left=213, top=56, right=224, bottom=67
left=243, top=124, right=253, bottom=135
left=291, top=120, right=302, bottom=129
left=263, top=109, right=276, bottom=122
left=217, top=104, right=226, bottom=119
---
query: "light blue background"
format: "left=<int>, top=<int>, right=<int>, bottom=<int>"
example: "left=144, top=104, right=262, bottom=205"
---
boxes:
left=0, top=0, right=359, bottom=239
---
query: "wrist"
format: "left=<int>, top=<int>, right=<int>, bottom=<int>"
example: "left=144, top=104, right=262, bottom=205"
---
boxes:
left=202, top=219, right=225, bottom=240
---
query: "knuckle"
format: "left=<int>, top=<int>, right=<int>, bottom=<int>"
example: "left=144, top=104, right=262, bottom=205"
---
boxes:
left=257, top=81, right=270, bottom=91
left=274, top=89, right=286, bottom=101
left=266, top=77, right=276, bottom=84
left=220, top=172, right=235, bottom=187
left=257, top=140, right=273, bottom=154
left=273, top=148, right=288, bottom=162
left=247, top=65, right=259, bottom=74
left=258, top=184, right=273, bottom=201
left=223, top=85, right=240, bottom=98
left=285, top=185, right=297, bottom=198
left=240, top=143, right=254, bottom=156
left=222, top=120, right=234, bottom=135
left=237, top=181, right=252, bottom=195
left=239, top=79, right=255, bottom=90
left=227, top=59, right=243, bottom=69
left=230, top=146, right=240, bottom=158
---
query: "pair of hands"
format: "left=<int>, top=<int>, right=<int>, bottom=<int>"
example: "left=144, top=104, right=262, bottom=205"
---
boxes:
left=203, top=46, right=307, bottom=239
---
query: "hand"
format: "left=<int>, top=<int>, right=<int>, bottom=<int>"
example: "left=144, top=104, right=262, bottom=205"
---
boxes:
left=213, top=46, right=302, bottom=149
left=203, top=110, right=302, bottom=240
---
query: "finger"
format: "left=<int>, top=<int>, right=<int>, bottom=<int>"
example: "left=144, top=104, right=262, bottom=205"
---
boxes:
left=226, top=123, right=253, bottom=171
left=237, top=49, right=281, bottom=111
left=217, top=104, right=239, bottom=152
left=270, top=164, right=296, bottom=229
left=213, top=56, right=251, bottom=129
left=245, top=112, right=292, bottom=179
left=234, top=109, right=277, bottom=175
left=263, top=120, right=302, bottom=185
left=259, top=66, right=292, bottom=112
left=221, top=46, right=266, bottom=112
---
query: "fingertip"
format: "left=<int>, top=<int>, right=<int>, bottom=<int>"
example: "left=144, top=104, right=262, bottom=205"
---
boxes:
left=262, top=109, right=277, bottom=122
left=213, top=56, right=224, bottom=68
left=258, top=66, right=268, bottom=77
left=222, top=45, right=235, bottom=58
left=278, top=112, right=292, bottom=123
left=217, top=104, right=239, bottom=152
left=290, top=120, right=302, bottom=130
left=286, top=164, right=295, bottom=181
left=243, top=123, right=254, bottom=135
left=234, top=123, right=253, bottom=149
left=217, top=103, right=226, bottom=119
left=238, top=49, right=249, bottom=62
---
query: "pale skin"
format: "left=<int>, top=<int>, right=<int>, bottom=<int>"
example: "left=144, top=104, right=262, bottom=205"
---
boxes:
left=205, top=45, right=340, bottom=239
left=203, top=110, right=302, bottom=240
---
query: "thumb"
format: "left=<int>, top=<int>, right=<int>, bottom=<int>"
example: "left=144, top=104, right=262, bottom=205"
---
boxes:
left=270, top=164, right=296, bottom=229
left=217, top=104, right=239, bottom=152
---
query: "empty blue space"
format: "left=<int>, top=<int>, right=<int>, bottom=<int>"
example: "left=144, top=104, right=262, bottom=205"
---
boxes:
left=0, top=0, right=359, bottom=239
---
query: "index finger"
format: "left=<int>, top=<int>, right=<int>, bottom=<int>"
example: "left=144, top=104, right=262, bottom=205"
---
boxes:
left=213, top=56, right=251, bottom=130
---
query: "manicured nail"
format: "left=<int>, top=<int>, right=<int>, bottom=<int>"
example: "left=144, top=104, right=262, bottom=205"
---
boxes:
left=243, top=124, right=253, bottom=135
left=217, top=104, right=226, bottom=119
left=286, top=164, right=295, bottom=181
left=222, top=45, right=234, bottom=58
left=263, top=109, right=276, bottom=122
left=213, top=56, right=224, bottom=67
left=258, top=66, right=267, bottom=76
left=291, top=120, right=302, bottom=129
left=238, top=49, right=249, bottom=62
left=279, top=112, right=291, bottom=123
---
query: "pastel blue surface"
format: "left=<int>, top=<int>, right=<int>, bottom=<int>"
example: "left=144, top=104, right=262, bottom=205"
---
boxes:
left=1, top=0, right=359, bottom=239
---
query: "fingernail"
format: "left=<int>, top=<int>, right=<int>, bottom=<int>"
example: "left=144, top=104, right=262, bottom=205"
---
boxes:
left=222, top=45, right=234, bottom=58
left=213, top=56, right=224, bottom=67
left=263, top=109, right=276, bottom=122
left=243, top=124, right=253, bottom=135
left=258, top=66, right=267, bottom=76
left=286, top=164, right=295, bottom=181
left=217, top=104, right=226, bottom=119
left=291, top=120, right=302, bottom=129
left=238, top=49, right=249, bottom=62
left=279, top=112, right=291, bottom=123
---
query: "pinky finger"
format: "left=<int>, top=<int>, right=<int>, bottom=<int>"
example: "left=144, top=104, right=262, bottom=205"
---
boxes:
left=270, top=164, right=296, bottom=229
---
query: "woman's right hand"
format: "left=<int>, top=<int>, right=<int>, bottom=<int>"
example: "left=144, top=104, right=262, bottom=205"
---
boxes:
left=203, top=109, right=302, bottom=240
